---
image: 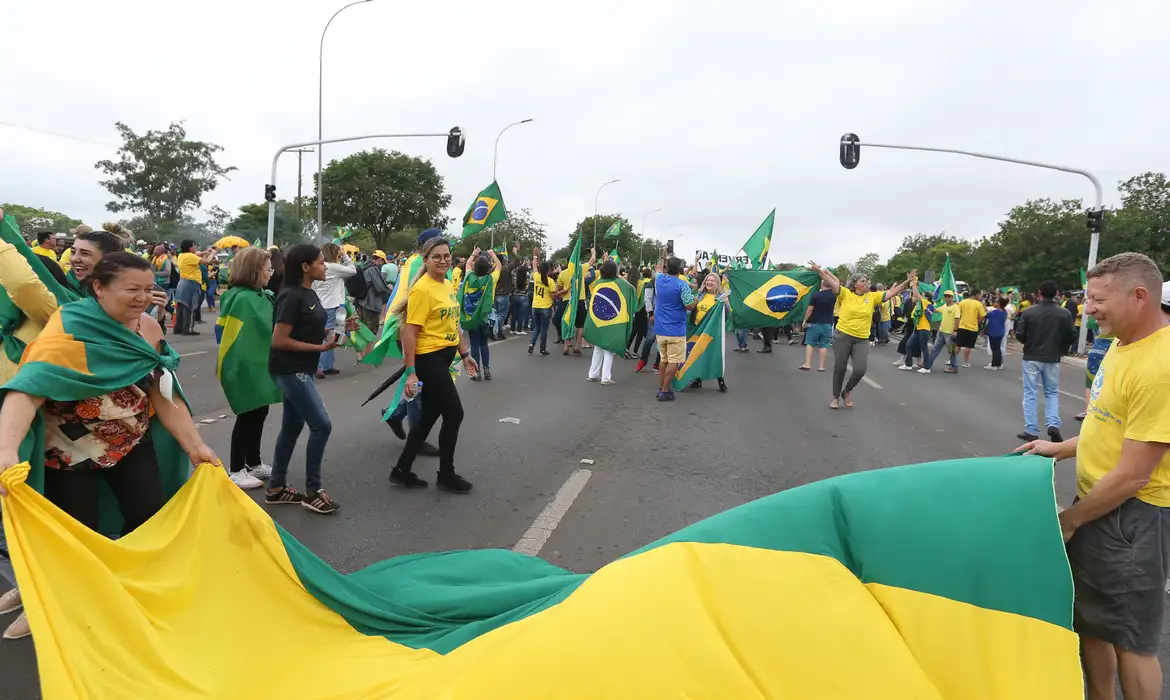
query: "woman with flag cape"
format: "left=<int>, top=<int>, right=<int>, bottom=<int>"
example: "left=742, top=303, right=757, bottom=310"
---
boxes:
left=459, top=247, right=501, bottom=381
left=215, top=248, right=282, bottom=490
left=583, top=259, right=636, bottom=385
left=679, top=272, right=728, bottom=393
left=0, top=253, right=217, bottom=539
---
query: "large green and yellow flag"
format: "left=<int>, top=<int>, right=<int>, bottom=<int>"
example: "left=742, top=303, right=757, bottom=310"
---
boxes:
left=560, top=235, right=584, bottom=339
left=583, top=276, right=636, bottom=355
left=603, top=220, right=621, bottom=240
left=740, top=208, right=774, bottom=270
left=726, top=268, right=819, bottom=328
left=461, top=181, right=508, bottom=239
left=362, top=252, right=424, bottom=366
left=215, top=287, right=281, bottom=415
left=457, top=269, right=496, bottom=330
left=673, top=299, right=725, bottom=390
left=0, top=454, right=1081, bottom=698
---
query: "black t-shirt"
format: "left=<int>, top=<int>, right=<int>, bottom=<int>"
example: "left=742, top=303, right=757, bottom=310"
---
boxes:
left=807, top=289, right=837, bottom=325
left=513, top=265, right=529, bottom=294
left=268, top=285, right=327, bottom=376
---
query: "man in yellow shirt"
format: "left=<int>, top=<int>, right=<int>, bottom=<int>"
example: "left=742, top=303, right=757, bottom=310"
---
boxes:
left=955, top=294, right=986, bottom=367
left=919, top=290, right=960, bottom=374
left=1021, top=253, right=1170, bottom=699
left=30, top=231, right=58, bottom=261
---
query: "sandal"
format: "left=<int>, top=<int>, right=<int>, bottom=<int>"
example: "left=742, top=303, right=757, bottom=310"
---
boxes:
left=829, top=399, right=839, bottom=410
left=798, top=365, right=811, bottom=371
left=842, top=392, right=854, bottom=408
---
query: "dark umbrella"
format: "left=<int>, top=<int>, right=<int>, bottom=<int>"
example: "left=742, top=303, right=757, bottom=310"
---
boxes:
left=361, top=366, right=407, bottom=406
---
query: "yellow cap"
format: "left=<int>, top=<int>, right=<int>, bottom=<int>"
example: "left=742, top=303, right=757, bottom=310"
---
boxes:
left=373, top=250, right=387, bottom=260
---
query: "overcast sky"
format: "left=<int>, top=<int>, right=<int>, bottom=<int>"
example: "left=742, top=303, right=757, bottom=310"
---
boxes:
left=2, top=0, right=1167, bottom=266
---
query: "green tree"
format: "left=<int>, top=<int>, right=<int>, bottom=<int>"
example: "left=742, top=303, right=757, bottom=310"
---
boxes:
left=226, top=201, right=306, bottom=248
left=0, top=203, right=83, bottom=237
left=853, top=252, right=880, bottom=277
left=455, top=208, right=545, bottom=258
left=317, top=149, right=451, bottom=251
left=975, top=198, right=1087, bottom=291
left=1107, top=172, right=1170, bottom=271
left=202, top=205, right=232, bottom=242
left=95, top=121, right=236, bottom=228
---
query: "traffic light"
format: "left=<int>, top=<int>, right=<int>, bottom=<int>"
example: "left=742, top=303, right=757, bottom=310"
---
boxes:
left=839, top=133, right=861, bottom=169
left=1086, top=207, right=1104, bottom=233
left=446, top=127, right=465, bottom=158
left=264, top=184, right=276, bottom=203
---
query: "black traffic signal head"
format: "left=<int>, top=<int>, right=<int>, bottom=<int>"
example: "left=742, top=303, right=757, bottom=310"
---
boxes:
left=264, top=184, right=276, bottom=203
left=446, top=127, right=465, bottom=158
left=1086, top=207, right=1104, bottom=233
left=840, top=133, right=861, bottom=169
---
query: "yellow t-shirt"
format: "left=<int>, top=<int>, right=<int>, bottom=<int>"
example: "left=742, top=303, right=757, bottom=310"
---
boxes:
left=915, top=299, right=933, bottom=332
left=1075, top=304, right=1084, bottom=327
left=957, top=298, right=985, bottom=332
left=938, top=303, right=961, bottom=335
left=557, top=263, right=592, bottom=299
left=879, top=299, right=892, bottom=322
left=31, top=245, right=58, bottom=261
left=835, top=288, right=885, bottom=339
left=59, top=247, right=72, bottom=272
left=1078, top=327, right=1170, bottom=506
left=532, top=271, right=557, bottom=310
left=177, top=252, right=202, bottom=283
left=406, top=274, right=460, bottom=356
left=451, top=267, right=463, bottom=287
left=694, top=293, right=717, bottom=326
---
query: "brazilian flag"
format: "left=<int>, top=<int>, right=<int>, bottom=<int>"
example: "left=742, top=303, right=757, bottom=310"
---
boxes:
left=727, top=268, right=819, bottom=329
left=673, top=299, right=725, bottom=390
left=458, top=269, right=496, bottom=330
left=560, top=235, right=585, bottom=339
left=461, top=181, right=508, bottom=239
left=216, top=287, right=282, bottom=415
left=584, top=276, right=636, bottom=355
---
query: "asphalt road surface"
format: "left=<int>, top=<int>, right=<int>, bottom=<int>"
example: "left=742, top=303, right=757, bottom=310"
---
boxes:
left=1, top=324, right=1167, bottom=698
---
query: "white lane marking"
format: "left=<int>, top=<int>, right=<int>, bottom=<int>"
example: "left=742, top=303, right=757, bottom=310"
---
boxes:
left=513, top=468, right=592, bottom=557
left=1059, top=389, right=1082, bottom=401
left=861, top=376, right=883, bottom=390
left=181, top=351, right=209, bottom=357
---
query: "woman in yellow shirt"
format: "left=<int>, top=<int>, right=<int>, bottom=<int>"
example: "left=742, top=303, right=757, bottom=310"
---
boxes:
left=685, top=273, right=727, bottom=393
left=529, top=255, right=557, bottom=355
left=173, top=239, right=217, bottom=336
left=392, top=236, right=478, bottom=493
left=807, top=263, right=917, bottom=409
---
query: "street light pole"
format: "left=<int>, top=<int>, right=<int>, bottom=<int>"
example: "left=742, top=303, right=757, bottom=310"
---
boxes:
left=593, top=178, right=621, bottom=250
left=289, top=148, right=314, bottom=224
left=318, top=0, right=374, bottom=242
left=489, top=118, right=533, bottom=249
left=840, top=135, right=1105, bottom=353
left=639, top=208, right=662, bottom=267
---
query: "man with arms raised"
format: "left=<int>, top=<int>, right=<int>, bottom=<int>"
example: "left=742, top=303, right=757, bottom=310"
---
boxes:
left=1021, top=252, right=1170, bottom=700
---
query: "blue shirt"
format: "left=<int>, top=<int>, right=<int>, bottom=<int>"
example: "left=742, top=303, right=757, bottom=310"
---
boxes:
left=985, top=308, right=1007, bottom=336
left=807, top=289, right=837, bottom=325
left=654, top=273, right=694, bottom=337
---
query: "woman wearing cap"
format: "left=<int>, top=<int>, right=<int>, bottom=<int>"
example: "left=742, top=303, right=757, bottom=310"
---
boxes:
left=389, top=235, right=478, bottom=493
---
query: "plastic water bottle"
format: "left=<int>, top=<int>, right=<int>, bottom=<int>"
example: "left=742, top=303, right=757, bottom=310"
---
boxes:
left=335, top=306, right=347, bottom=327
left=404, top=380, right=423, bottom=402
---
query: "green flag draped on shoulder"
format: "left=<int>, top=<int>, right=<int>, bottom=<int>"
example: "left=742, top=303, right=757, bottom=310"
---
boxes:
left=458, top=269, right=496, bottom=331
left=0, top=298, right=189, bottom=536
left=216, top=286, right=281, bottom=415
left=726, top=268, right=819, bottom=329
left=361, top=253, right=424, bottom=366
left=674, top=300, right=726, bottom=390
left=560, top=236, right=585, bottom=340
left=461, top=182, right=508, bottom=239
left=740, top=209, right=774, bottom=270
left=584, top=276, right=636, bottom=355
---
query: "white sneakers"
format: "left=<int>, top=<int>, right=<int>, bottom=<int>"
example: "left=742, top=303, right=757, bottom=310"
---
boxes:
left=917, top=368, right=931, bottom=374
left=600, top=379, right=616, bottom=386
left=897, top=365, right=913, bottom=371
left=229, top=464, right=272, bottom=490
left=247, top=464, right=273, bottom=479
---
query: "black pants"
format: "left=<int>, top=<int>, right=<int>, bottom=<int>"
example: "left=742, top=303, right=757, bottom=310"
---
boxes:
left=628, top=309, right=648, bottom=354
left=988, top=334, right=1004, bottom=368
left=43, top=433, right=164, bottom=536
left=762, top=327, right=776, bottom=348
left=395, top=347, right=464, bottom=476
left=230, top=405, right=269, bottom=473
left=173, top=304, right=191, bottom=334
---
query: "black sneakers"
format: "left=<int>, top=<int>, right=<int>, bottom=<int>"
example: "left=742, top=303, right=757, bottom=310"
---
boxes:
left=1047, top=426, right=1064, bottom=443
left=436, top=472, right=473, bottom=493
left=264, top=486, right=305, bottom=506
left=390, top=469, right=428, bottom=488
left=386, top=417, right=406, bottom=440
left=302, top=490, right=339, bottom=514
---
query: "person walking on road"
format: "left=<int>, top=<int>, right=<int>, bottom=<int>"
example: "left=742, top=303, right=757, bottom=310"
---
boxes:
left=355, top=251, right=393, bottom=334
left=955, top=293, right=986, bottom=368
left=1019, top=253, right=1170, bottom=700
left=390, top=236, right=479, bottom=493
left=1014, top=280, right=1076, bottom=443
left=461, top=248, right=502, bottom=381
left=799, top=280, right=836, bottom=372
left=982, top=297, right=1009, bottom=371
left=652, top=256, right=696, bottom=401
left=529, top=250, right=556, bottom=356
left=311, top=243, right=355, bottom=378
left=922, top=290, right=960, bottom=375
left=808, top=264, right=916, bottom=409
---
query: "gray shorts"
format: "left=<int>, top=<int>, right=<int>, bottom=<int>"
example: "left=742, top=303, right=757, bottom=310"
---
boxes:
left=1067, top=497, right=1170, bottom=654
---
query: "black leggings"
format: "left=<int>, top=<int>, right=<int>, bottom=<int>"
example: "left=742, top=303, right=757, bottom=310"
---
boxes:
left=230, top=405, right=269, bottom=473
left=395, top=347, right=464, bottom=476
left=628, top=309, right=648, bottom=354
left=43, top=433, right=165, bottom=536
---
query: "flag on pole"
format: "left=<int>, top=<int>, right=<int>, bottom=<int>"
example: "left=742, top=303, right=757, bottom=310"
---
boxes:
left=673, top=301, right=726, bottom=390
left=1080, top=267, right=1088, bottom=288
left=336, top=227, right=354, bottom=241
left=740, top=209, right=775, bottom=270
left=609, top=249, right=622, bottom=265
left=462, top=182, right=508, bottom=239
left=726, top=268, right=820, bottom=328
left=604, top=220, right=621, bottom=240
left=709, top=250, right=723, bottom=275
left=560, top=235, right=585, bottom=339
left=252, top=238, right=261, bottom=247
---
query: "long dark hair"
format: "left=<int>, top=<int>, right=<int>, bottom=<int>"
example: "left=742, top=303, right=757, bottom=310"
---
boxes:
left=538, top=260, right=550, bottom=286
left=85, top=251, right=151, bottom=296
left=283, top=244, right=321, bottom=288
left=268, top=248, right=285, bottom=280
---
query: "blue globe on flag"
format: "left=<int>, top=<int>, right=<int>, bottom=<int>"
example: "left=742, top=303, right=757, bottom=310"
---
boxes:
left=765, top=284, right=799, bottom=313
left=472, top=199, right=490, bottom=221
left=592, top=287, right=622, bottom=322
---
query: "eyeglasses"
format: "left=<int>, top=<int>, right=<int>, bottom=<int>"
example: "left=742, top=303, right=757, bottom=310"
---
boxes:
left=428, top=253, right=452, bottom=262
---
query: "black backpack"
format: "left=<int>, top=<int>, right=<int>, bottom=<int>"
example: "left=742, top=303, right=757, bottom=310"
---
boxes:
left=344, top=263, right=371, bottom=299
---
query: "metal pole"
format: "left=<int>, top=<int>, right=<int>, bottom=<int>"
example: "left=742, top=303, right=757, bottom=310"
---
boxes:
left=489, top=119, right=533, bottom=250
left=318, top=0, right=374, bottom=242
left=593, top=178, right=620, bottom=250
left=268, top=131, right=450, bottom=249
left=857, top=140, right=1105, bottom=353
left=639, top=208, right=662, bottom=267
left=289, top=148, right=314, bottom=224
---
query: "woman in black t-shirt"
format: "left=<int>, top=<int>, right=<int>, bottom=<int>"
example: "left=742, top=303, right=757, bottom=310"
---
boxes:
left=265, top=244, right=343, bottom=515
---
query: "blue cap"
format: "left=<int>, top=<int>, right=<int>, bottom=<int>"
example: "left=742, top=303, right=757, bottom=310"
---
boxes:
left=417, top=228, right=444, bottom=247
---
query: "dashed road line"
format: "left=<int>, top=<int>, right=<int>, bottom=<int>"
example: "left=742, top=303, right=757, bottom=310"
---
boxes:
left=861, top=376, right=883, bottom=390
left=181, top=350, right=209, bottom=357
left=513, top=468, right=592, bottom=557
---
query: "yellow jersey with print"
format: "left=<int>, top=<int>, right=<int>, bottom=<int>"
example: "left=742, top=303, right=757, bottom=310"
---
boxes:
left=177, top=252, right=202, bottom=283
left=1078, top=326, right=1170, bottom=506
left=31, top=245, right=58, bottom=261
left=915, top=299, right=933, bottom=332
left=835, top=288, right=885, bottom=339
left=938, top=304, right=960, bottom=335
left=1075, top=303, right=1083, bottom=327
left=406, top=274, right=460, bottom=356
left=957, top=298, right=985, bottom=331
left=557, top=262, right=592, bottom=299
left=694, top=292, right=717, bottom=326
left=532, top=272, right=557, bottom=310
left=451, top=266, right=463, bottom=287
left=879, top=299, right=892, bottom=322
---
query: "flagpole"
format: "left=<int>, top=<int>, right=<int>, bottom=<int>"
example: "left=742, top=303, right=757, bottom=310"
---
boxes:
left=593, top=179, right=621, bottom=250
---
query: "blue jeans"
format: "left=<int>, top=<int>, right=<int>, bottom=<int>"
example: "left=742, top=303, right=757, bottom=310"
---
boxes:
left=925, top=331, right=956, bottom=370
left=552, top=300, right=566, bottom=340
left=491, top=296, right=509, bottom=336
left=877, top=320, right=890, bottom=344
left=206, top=279, right=218, bottom=308
left=387, top=390, right=424, bottom=426
left=903, top=329, right=931, bottom=366
left=530, top=307, right=550, bottom=351
left=469, top=326, right=490, bottom=369
left=735, top=329, right=748, bottom=348
left=510, top=295, right=529, bottom=332
left=271, top=373, right=332, bottom=492
left=640, top=326, right=658, bottom=363
left=1022, top=360, right=1061, bottom=436
left=318, top=306, right=340, bottom=372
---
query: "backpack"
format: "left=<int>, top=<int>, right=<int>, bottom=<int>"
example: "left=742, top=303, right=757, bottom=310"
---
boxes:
left=344, top=263, right=371, bottom=299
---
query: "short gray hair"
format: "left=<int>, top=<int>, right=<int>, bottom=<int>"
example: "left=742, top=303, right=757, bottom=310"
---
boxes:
left=847, top=273, right=869, bottom=291
left=1087, top=253, right=1162, bottom=296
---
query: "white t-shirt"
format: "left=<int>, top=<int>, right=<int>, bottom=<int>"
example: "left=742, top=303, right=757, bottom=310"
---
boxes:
left=311, top=260, right=356, bottom=309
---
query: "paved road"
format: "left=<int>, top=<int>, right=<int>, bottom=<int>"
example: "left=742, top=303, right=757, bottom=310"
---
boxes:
left=1, top=328, right=1167, bottom=698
